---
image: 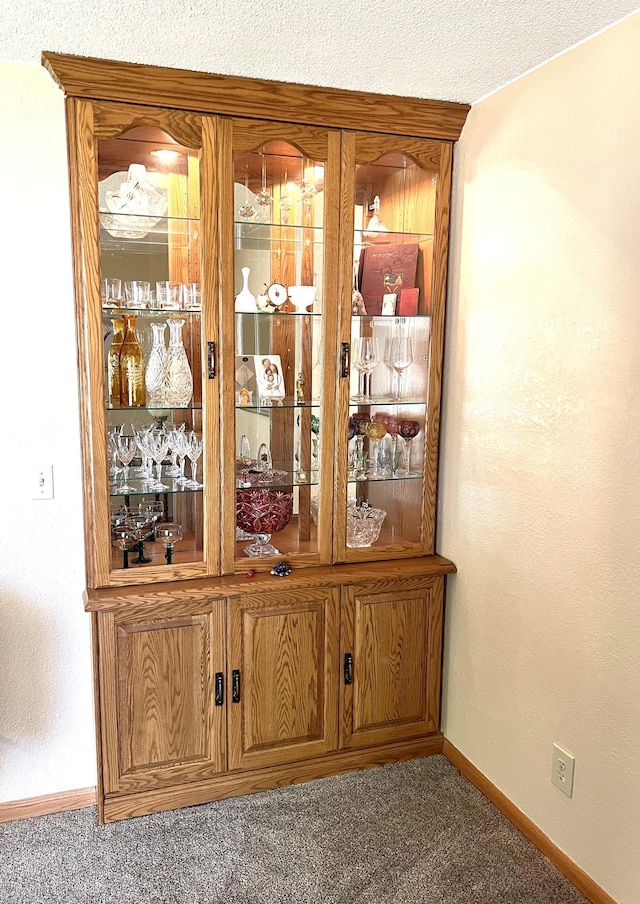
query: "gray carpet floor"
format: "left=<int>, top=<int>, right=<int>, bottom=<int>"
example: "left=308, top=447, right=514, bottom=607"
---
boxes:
left=0, top=756, right=587, bottom=903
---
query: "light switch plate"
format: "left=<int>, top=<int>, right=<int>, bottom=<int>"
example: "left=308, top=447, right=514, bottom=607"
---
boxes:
left=32, top=464, right=54, bottom=500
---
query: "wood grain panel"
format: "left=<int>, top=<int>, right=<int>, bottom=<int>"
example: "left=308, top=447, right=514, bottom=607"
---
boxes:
left=231, top=119, right=329, bottom=161
left=354, top=134, right=443, bottom=170
left=43, top=53, right=470, bottom=141
left=341, top=577, right=439, bottom=749
left=117, top=618, right=209, bottom=772
left=333, top=130, right=357, bottom=562
left=0, top=788, right=96, bottom=824
left=102, top=734, right=443, bottom=822
left=227, top=586, right=339, bottom=771
left=99, top=601, right=226, bottom=793
left=424, top=142, right=453, bottom=553
left=92, top=101, right=202, bottom=146
left=85, top=556, right=456, bottom=611
left=67, top=98, right=111, bottom=588
left=199, top=115, right=222, bottom=576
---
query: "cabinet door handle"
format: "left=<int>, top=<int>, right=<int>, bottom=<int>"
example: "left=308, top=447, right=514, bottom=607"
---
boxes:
left=343, top=652, right=353, bottom=685
left=340, top=342, right=350, bottom=378
left=214, top=672, right=224, bottom=706
left=207, top=341, right=216, bottom=379
left=232, top=669, right=241, bottom=703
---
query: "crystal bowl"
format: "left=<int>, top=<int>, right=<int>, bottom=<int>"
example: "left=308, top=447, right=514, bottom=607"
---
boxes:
left=236, top=488, right=294, bottom=534
left=345, top=506, right=386, bottom=548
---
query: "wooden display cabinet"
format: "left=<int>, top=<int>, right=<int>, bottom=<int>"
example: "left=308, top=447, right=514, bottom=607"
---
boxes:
left=44, top=52, right=469, bottom=822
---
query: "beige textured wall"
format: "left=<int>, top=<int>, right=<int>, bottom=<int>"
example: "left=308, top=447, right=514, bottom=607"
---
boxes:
left=0, top=63, right=96, bottom=800
left=440, top=13, right=640, bottom=904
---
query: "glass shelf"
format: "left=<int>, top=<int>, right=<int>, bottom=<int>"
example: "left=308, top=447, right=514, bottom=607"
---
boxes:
left=106, top=404, right=203, bottom=412
left=235, top=469, right=319, bottom=489
left=236, top=397, right=320, bottom=411
left=103, top=306, right=201, bottom=316
left=99, top=210, right=199, bottom=223
left=351, top=314, right=431, bottom=322
left=354, top=230, right=433, bottom=245
left=235, top=311, right=322, bottom=319
left=235, top=220, right=324, bottom=232
left=347, top=471, right=423, bottom=485
left=349, top=397, right=427, bottom=407
left=110, top=480, right=203, bottom=498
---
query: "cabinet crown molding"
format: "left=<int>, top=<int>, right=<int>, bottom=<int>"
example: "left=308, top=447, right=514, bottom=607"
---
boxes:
left=42, top=52, right=470, bottom=141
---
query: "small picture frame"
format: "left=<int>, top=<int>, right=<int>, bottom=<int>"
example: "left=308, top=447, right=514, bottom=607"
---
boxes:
left=381, top=293, right=397, bottom=316
left=254, top=355, right=286, bottom=403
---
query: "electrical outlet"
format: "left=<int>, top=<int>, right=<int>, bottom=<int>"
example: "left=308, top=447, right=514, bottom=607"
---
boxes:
left=551, top=743, right=575, bottom=797
left=31, top=465, right=54, bottom=500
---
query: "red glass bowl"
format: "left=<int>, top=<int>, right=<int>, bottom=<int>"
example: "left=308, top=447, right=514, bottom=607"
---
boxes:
left=236, top=488, right=294, bottom=534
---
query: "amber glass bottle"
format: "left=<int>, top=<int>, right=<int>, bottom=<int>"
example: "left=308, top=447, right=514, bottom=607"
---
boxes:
left=119, top=314, right=146, bottom=407
left=107, top=317, right=125, bottom=406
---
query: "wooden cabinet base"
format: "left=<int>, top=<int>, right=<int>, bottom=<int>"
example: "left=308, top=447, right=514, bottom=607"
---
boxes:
left=101, top=734, right=444, bottom=823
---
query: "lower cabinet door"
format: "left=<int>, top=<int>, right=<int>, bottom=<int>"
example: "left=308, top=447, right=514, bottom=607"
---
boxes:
left=227, top=586, right=340, bottom=771
left=98, top=598, right=227, bottom=793
left=340, top=576, right=444, bottom=749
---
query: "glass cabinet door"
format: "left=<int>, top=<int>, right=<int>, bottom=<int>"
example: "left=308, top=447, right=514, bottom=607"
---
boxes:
left=76, top=102, right=219, bottom=585
left=219, top=120, right=340, bottom=572
left=336, top=134, right=452, bottom=561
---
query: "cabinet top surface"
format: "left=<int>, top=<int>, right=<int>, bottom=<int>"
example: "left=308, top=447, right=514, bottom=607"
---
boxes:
left=84, top=556, right=457, bottom=610
left=42, top=52, right=470, bottom=141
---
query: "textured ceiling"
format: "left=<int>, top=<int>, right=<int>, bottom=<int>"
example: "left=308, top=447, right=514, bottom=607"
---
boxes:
left=2, top=0, right=639, bottom=103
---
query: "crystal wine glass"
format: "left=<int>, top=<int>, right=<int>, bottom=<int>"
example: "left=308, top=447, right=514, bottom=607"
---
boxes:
left=351, top=412, right=370, bottom=479
left=397, top=419, right=420, bottom=475
left=353, top=336, right=379, bottom=402
left=144, top=430, right=170, bottom=490
left=168, top=427, right=189, bottom=486
left=107, top=424, right=123, bottom=482
left=364, top=419, right=387, bottom=478
left=166, top=423, right=186, bottom=477
left=389, top=335, right=414, bottom=400
left=131, top=422, right=154, bottom=484
left=155, top=522, right=183, bottom=565
left=126, top=513, right=154, bottom=564
left=116, top=434, right=138, bottom=492
left=112, top=525, right=137, bottom=569
left=185, top=431, right=204, bottom=488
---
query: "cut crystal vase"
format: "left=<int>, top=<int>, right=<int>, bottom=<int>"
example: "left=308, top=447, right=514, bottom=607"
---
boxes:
left=163, top=319, right=193, bottom=407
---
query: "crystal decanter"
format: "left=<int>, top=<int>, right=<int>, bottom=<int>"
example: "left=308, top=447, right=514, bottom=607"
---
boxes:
left=145, top=322, right=168, bottom=407
left=163, top=319, right=193, bottom=407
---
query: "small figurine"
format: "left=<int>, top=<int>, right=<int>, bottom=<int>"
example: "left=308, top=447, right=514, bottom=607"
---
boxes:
left=296, top=372, right=305, bottom=404
left=270, top=561, right=292, bottom=577
left=239, top=387, right=251, bottom=407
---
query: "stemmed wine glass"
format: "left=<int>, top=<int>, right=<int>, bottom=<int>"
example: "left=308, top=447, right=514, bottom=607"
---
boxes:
left=364, top=419, right=387, bottom=478
left=169, top=427, right=190, bottom=486
left=397, top=419, right=420, bottom=475
left=352, top=336, right=379, bottom=402
left=166, top=424, right=186, bottom=477
left=112, top=525, right=137, bottom=569
left=351, top=412, right=369, bottom=479
left=116, top=434, right=138, bottom=493
left=142, top=430, right=170, bottom=490
left=156, top=522, right=183, bottom=564
left=126, top=513, right=154, bottom=564
left=389, top=335, right=414, bottom=400
left=185, top=431, right=204, bottom=488
left=107, top=424, right=123, bottom=483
